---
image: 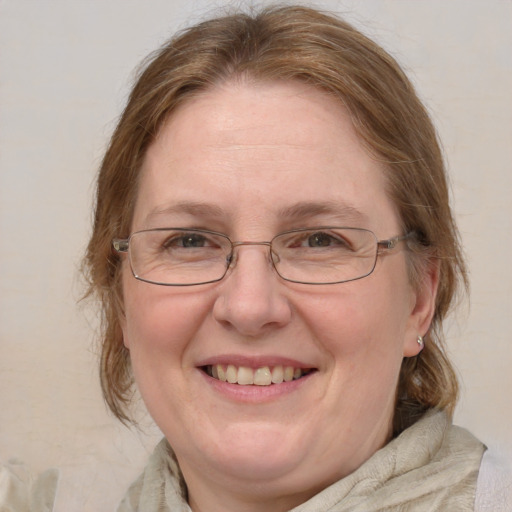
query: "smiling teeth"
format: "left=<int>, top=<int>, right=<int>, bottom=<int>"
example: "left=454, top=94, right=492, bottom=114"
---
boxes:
left=206, top=365, right=311, bottom=386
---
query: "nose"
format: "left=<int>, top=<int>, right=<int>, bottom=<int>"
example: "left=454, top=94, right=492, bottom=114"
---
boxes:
left=212, top=244, right=292, bottom=337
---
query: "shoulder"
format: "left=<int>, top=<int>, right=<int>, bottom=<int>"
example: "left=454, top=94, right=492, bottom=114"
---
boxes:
left=475, top=448, right=512, bottom=512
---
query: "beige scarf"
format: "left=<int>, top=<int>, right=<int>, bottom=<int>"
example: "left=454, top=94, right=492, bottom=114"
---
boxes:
left=117, top=410, right=485, bottom=512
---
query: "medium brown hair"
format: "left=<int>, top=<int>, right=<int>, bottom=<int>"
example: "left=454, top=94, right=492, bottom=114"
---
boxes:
left=84, top=5, right=464, bottom=430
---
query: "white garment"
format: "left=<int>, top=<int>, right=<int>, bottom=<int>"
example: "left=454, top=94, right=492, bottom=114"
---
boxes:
left=475, top=449, right=512, bottom=512
left=0, top=459, right=58, bottom=512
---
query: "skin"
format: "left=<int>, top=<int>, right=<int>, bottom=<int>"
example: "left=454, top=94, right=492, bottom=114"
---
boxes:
left=120, top=80, right=438, bottom=512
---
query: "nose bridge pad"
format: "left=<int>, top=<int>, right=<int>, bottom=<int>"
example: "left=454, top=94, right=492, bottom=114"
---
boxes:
left=270, top=247, right=280, bottom=266
left=226, top=251, right=236, bottom=269
left=225, top=241, right=276, bottom=275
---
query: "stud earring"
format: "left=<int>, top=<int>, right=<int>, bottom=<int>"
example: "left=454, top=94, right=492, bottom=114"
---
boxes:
left=417, top=335, right=424, bottom=346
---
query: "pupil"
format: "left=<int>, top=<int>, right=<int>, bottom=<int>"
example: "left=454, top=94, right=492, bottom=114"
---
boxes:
left=309, top=233, right=330, bottom=247
left=183, top=234, right=204, bottom=247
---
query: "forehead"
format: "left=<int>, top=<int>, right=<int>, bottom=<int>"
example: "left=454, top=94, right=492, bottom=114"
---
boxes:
left=134, top=80, right=398, bottom=234
left=149, top=79, right=365, bottom=164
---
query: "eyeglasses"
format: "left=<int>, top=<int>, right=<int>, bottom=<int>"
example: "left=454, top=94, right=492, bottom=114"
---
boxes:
left=112, top=227, right=413, bottom=286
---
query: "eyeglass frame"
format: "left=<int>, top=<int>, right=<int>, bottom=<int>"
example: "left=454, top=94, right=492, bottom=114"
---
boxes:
left=112, top=227, right=415, bottom=287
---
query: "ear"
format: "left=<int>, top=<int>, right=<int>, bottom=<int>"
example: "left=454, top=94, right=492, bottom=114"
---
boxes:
left=403, top=260, right=440, bottom=357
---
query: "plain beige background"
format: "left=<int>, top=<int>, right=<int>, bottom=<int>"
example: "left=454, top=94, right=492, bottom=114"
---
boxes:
left=1, top=0, right=511, bottom=510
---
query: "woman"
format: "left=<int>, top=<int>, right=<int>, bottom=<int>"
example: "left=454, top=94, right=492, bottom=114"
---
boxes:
left=83, top=5, right=509, bottom=511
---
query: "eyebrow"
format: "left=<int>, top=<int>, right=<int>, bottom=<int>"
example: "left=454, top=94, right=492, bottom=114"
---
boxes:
left=276, top=201, right=368, bottom=223
left=146, top=201, right=225, bottom=221
left=145, top=200, right=367, bottom=224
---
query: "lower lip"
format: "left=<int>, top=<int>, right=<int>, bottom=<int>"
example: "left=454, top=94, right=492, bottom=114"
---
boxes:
left=199, top=369, right=315, bottom=403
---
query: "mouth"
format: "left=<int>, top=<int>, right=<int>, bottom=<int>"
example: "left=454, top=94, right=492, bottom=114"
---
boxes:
left=201, top=364, right=316, bottom=386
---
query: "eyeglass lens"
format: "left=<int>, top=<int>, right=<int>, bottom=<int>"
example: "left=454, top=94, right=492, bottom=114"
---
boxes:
left=127, top=228, right=379, bottom=286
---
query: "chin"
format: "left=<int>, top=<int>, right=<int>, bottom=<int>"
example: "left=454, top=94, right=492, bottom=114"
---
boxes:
left=183, top=421, right=309, bottom=483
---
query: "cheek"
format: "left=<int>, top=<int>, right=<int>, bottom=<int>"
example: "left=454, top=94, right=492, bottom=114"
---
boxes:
left=121, top=273, right=214, bottom=361
left=300, top=284, right=408, bottom=352
left=121, top=282, right=216, bottom=423
left=296, top=273, right=411, bottom=389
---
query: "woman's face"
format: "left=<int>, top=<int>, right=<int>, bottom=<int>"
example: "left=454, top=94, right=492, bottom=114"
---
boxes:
left=121, top=80, right=435, bottom=507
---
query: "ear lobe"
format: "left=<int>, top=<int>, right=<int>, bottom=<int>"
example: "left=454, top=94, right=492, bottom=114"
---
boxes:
left=403, top=260, right=440, bottom=357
